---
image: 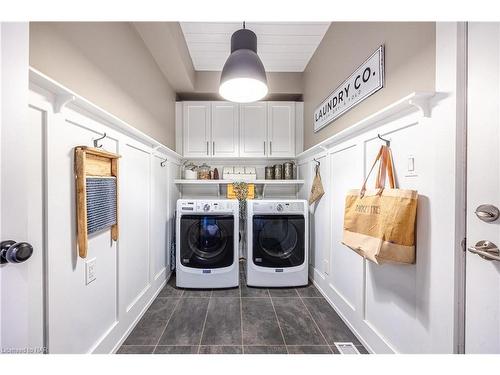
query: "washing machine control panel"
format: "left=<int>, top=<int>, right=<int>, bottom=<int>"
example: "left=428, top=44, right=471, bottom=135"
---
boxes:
left=178, top=200, right=235, bottom=213
left=252, top=201, right=306, bottom=214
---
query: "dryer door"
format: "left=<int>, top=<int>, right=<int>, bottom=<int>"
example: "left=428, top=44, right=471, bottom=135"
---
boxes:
left=252, top=215, right=305, bottom=268
left=180, top=215, right=235, bottom=268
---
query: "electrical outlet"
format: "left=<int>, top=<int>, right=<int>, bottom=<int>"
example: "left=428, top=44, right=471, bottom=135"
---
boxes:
left=85, top=258, right=96, bottom=285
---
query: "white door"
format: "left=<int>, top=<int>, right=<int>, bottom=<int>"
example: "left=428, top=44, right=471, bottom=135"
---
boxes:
left=267, top=102, right=295, bottom=158
left=0, top=23, right=45, bottom=353
left=465, top=22, right=500, bottom=354
left=211, top=102, right=239, bottom=157
left=239, top=102, right=268, bottom=157
left=182, top=102, right=211, bottom=158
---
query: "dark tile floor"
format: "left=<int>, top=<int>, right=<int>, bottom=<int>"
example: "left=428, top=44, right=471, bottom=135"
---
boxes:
left=118, top=264, right=367, bottom=354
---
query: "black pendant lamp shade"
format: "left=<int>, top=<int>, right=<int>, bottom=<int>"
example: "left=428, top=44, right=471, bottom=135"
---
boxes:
left=219, top=25, right=268, bottom=103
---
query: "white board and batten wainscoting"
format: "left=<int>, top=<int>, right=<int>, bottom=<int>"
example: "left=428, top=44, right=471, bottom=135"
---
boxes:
left=27, top=68, right=181, bottom=353
left=298, top=91, right=459, bottom=354
left=297, top=24, right=466, bottom=354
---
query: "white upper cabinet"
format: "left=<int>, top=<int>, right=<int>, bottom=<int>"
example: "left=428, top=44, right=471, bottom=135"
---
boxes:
left=267, top=102, right=296, bottom=158
left=183, top=102, right=211, bottom=158
left=179, top=101, right=299, bottom=158
left=211, top=102, right=239, bottom=157
left=239, top=102, right=268, bottom=157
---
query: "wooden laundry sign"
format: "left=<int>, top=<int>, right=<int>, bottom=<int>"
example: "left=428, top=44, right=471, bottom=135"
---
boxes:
left=313, top=45, right=385, bottom=132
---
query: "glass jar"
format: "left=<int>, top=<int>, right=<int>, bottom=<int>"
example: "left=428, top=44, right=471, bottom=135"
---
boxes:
left=184, top=162, right=198, bottom=180
left=198, top=163, right=211, bottom=180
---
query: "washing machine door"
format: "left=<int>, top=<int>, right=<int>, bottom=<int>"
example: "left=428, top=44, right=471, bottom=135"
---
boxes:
left=180, top=215, right=234, bottom=269
left=252, top=215, right=305, bottom=268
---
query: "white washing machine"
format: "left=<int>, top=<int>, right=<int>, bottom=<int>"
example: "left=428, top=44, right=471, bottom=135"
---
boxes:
left=176, top=199, right=239, bottom=289
left=246, top=199, right=308, bottom=287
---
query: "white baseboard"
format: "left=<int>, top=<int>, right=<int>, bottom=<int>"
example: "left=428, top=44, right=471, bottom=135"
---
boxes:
left=105, top=271, right=171, bottom=354
left=310, top=268, right=375, bottom=354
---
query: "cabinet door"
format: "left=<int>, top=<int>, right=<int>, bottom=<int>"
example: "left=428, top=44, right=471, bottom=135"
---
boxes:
left=211, top=102, right=239, bottom=157
left=267, top=102, right=296, bottom=158
left=182, top=102, right=211, bottom=157
left=239, top=102, right=268, bottom=157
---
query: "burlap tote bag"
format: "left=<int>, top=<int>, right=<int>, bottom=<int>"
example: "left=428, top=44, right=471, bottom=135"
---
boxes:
left=308, top=163, right=325, bottom=205
left=342, top=145, right=417, bottom=264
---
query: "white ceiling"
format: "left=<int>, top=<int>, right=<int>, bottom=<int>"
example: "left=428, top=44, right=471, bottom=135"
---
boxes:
left=180, top=22, right=330, bottom=72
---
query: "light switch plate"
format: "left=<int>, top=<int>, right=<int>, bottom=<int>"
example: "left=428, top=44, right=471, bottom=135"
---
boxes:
left=405, top=155, right=418, bottom=177
left=85, top=258, right=96, bottom=285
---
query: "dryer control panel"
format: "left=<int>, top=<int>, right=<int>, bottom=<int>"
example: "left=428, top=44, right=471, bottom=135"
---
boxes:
left=178, top=199, right=235, bottom=213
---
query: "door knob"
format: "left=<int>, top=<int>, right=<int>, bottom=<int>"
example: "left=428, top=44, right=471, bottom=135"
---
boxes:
left=475, top=204, right=500, bottom=222
left=467, top=240, right=500, bottom=262
left=0, top=240, right=34, bottom=264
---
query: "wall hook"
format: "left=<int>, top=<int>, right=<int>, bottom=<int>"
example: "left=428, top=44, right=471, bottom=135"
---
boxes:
left=93, top=132, right=107, bottom=148
left=160, top=157, right=168, bottom=167
left=377, top=134, right=391, bottom=147
left=313, top=158, right=321, bottom=167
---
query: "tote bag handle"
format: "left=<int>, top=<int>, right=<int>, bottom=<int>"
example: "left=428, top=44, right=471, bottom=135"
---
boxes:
left=375, top=146, right=396, bottom=189
left=360, top=145, right=396, bottom=196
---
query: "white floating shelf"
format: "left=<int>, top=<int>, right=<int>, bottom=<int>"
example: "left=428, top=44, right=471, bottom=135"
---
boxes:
left=174, top=179, right=304, bottom=185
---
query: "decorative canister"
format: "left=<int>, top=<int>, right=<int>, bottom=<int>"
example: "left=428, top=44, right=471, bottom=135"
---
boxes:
left=265, top=166, right=274, bottom=180
left=198, top=163, right=211, bottom=180
left=274, top=164, right=283, bottom=180
left=283, top=162, right=294, bottom=180
left=184, top=162, right=198, bottom=180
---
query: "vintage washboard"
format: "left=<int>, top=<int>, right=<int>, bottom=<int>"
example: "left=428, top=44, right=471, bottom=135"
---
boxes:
left=74, top=146, right=121, bottom=258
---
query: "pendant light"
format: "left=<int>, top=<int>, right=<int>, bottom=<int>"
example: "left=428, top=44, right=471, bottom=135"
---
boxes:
left=219, top=22, right=268, bottom=103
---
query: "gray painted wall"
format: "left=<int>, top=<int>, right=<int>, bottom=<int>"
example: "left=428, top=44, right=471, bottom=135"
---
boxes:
left=30, top=22, right=436, bottom=152
left=303, top=22, right=436, bottom=149
left=30, top=22, right=177, bottom=149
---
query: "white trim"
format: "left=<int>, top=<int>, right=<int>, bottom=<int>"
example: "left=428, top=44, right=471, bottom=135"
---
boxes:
left=298, top=91, right=436, bottom=161
left=175, top=102, right=183, bottom=155
left=454, top=21, right=468, bottom=355
left=295, top=101, right=304, bottom=155
left=28, top=73, right=176, bottom=353
left=310, top=276, right=373, bottom=353
left=29, top=67, right=182, bottom=162
left=174, top=179, right=304, bottom=185
left=110, top=274, right=170, bottom=353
